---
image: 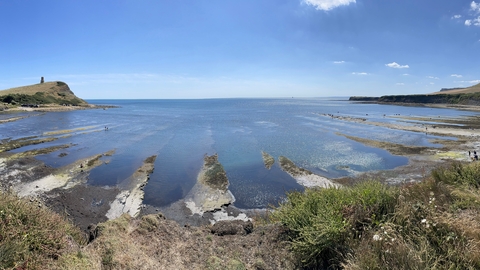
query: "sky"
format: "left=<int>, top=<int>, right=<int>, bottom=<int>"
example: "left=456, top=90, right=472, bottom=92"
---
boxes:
left=1, top=0, right=480, bottom=99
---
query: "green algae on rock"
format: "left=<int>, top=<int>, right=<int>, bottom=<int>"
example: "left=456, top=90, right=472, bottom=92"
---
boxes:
left=262, top=151, right=275, bottom=169
left=185, top=154, right=234, bottom=215
left=201, top=153, right=229, bottom=191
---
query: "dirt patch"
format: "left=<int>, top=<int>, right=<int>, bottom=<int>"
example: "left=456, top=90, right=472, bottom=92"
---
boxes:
left=83, top=214, right=298, bottom=269
left=44, top=184, right=119, bottom=232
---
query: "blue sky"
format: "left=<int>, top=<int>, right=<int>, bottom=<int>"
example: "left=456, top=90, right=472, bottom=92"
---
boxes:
left=1, top=0, right=479, bottom=99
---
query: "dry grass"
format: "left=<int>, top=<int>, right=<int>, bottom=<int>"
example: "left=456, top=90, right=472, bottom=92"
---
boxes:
left=0, top=82, right=66, bottom=96
left=4, top=158, right=480, bottom=269
left=0, top=81, right=87, bottom=106
left=430, top=83, right=480, bottom=95
left=0, top=191, right=86, bottom=270
left=0, top=189, right=296, bottom=269
left=78, top=214, right=296, bottom=270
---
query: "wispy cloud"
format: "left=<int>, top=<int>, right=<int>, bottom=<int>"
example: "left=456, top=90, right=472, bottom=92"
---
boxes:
left=452, top=14, right=462, bottom=19
left=451, top=74, right=463, bottom=78
left=352, top=72, right=368, bottom=75
left=386, top=62, right=409, bottom=69
left=303, top=0, right=356, bottom=11
left=396, top=83, right=405, bottom=86
left=471, top=1, right=480, bottom=13
left=462, top=2, right=480, bottom=26
left=402, top=73, right=410, bottom=76
left=427, top=76, right=439, bottom=79
left=333, top=60, right=345, bottom=64
left=455, top=80, right=480, bottom=84
left=429, top=82, right=435, bottom=85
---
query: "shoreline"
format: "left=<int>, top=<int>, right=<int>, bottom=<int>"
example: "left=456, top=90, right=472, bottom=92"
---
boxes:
left=1, top=103, right=117, bottom=114
left=1, top=104, right=480, bottom=230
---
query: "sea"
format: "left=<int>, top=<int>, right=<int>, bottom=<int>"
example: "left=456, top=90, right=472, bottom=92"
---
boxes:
left=1, top=98, right=476, bottom=209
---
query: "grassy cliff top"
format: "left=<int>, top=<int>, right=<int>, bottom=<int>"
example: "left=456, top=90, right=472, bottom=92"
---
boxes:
left=430, top=83, right=480, bottom=95
left=0, top=81, right=87, bottom=106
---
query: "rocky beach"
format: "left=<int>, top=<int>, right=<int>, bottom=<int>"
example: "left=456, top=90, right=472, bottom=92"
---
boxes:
left=2, top=102, right=480, bottom=232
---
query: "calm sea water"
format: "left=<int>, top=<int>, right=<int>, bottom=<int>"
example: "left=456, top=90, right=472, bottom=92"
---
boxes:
left=1, top=98, right=475, bottom=208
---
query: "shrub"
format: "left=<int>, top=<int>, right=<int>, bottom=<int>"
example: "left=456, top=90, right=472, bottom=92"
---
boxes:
left=271, top=180, right=397, bottom=268
left=341, top=162, right=480, bottom=270
left=431, top=161, right=480, bottom=188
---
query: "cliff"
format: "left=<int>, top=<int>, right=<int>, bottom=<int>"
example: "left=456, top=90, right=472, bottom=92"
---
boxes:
left=0, top=81, right=87, bottom=106
left=350, top=83, right=480, bottom=105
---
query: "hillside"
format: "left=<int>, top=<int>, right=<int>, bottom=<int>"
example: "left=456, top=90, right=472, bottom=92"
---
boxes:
left=431, top=83, right=480, bottom=95
left=0, top=81, right=87, bottom=106
left=350, top=83, right=480, bottom=105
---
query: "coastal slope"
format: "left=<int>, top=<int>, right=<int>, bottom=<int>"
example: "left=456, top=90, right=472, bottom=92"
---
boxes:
left=0, top=81, right=87, bottom=106
left=349, top=83, right=480, bottom=106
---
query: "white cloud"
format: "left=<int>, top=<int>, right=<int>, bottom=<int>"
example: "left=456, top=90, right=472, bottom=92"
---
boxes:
left=303, top=0, right=356, bottom=11
left=474, top=17, right=480, bottom=26
left=402, top=73, right=410, bottom=76
left=429, top=82, right=435, bottom=85
left=333, top=60, right=345, bottom=64
left=386, top=62, right=409, bottom=69
left=396, top=83, right=404, bottom=86
left=452, top=14, right=462, bottom=19
left=451, top=74, right=463, bottom=78
left=427, top=76, right=439, bottom=79
left=471, top=1, right=480, bottom=13
left=352, top=72, right=368, bottom=75
left=465, top=17, right=480, bottom=26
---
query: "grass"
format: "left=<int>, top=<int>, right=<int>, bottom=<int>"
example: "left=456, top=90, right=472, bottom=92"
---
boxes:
left=0, top=191, right=86, bottom=269
left=272, top=161, right=480, bottom=269
left=271, top=180, right=397, bottom=268
left=0, top=81, right=86, bottom=106
left=3, top=158, right=480, bottom=269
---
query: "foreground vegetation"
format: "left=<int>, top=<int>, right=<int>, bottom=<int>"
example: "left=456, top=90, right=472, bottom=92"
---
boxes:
left=2, top=161, right=480, bottom=269
left=272, top=161, right=480, bottom=269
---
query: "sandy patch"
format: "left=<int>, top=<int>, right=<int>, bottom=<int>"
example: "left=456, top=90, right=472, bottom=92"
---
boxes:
left=16, top=174, right=69, bottom=197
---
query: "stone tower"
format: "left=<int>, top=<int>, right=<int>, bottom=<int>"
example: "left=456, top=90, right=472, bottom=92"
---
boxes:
left=40, top=77, right=44, bottom=84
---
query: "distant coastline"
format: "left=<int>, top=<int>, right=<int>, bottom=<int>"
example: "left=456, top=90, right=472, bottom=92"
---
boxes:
left=349, top=83, right=480, bottom=109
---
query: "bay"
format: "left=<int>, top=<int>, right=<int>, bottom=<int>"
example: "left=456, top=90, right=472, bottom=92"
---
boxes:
left=2, top=98, right=474, bottom=209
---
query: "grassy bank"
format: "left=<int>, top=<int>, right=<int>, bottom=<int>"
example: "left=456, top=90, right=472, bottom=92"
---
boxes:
left=2, top=161, right=480, bottom=269
left=272, top=161, right=480, bottom=269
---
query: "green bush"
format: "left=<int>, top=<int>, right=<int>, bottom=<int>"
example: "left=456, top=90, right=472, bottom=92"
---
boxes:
left=271, top=180, right=397, bottom=268
left=432, top=162, right=480, bottom=188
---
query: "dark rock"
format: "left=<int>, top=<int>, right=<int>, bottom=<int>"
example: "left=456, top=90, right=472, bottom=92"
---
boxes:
left=87, top=223, right=98, bottom=243
left=211, top=220, right=253, bottom=236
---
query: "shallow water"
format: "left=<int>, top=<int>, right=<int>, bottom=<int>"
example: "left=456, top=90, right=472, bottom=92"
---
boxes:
left=1, top=98, right=476, bottom=209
